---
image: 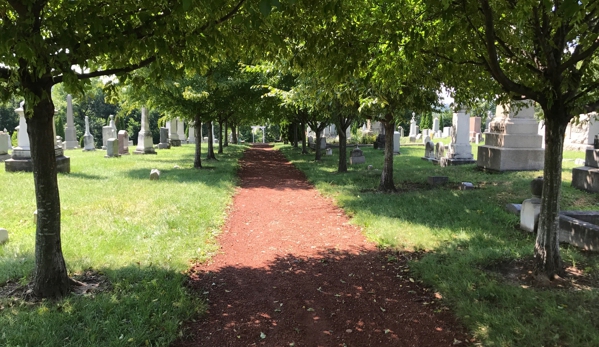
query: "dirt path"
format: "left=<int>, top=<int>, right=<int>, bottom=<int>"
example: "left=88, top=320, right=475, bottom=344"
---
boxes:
left=173, top=145, right=469, bottom=347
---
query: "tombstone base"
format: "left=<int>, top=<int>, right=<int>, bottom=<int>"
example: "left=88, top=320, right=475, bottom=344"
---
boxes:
left=432, top=157, right=476, bottom=167
left=572, top=166, right=599, bottom=193
left=133, top=148, right=157, bottom=155
left=350, top=156, right=365, bottom=165
left=170, top=140, right=181, bottom=147
left=0, top=153, right=10, bottom=162
left=82, top=147, right=96, bottom=152
left=477, top=146, right=544, bottom=172
left=5, top=155, right=71, bottom=173
left=64, top=140, right=79, bottom=150
left=105, top=154, right=121, bottom=158
left=158, top=143, right=171, bottom=149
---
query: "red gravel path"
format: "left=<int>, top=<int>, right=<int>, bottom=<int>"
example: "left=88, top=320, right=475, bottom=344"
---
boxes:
left=172, top=145, right=469, bottom=347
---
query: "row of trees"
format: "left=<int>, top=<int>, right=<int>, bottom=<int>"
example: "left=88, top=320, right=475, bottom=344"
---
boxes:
left=0, top=0, right=597, bottom=297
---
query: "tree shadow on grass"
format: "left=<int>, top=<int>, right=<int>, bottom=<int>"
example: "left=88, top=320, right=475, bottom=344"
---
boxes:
left=0, top=265, right=201, bottom=347
left=173, top=248, right=469, bottom=347
left=65, top=172, right=109, bottom=180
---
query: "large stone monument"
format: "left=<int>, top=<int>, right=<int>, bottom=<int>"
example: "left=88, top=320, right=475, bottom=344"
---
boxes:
left=564, top=113, right=599, bottom=151
left=6, top=102, right=70, bottom=172
left=409, top=114, right=417, bottom=142
left=438, top=109, right=475, bottom=166
left=469, top=117, right=481, bottom=142
left=177, top=118, right=186, bottom=144
left=133, top=107, right=157, bottom=155
left=167, top=119, right=181, bottom=146
left=118, top=130, right=130, bottom=155
left=82, top=116, right=96, bottom=151
left=64, top=94, right=78, bottom=149
left=188, top=122, right=196, bottom=144
left=102, top=115, right=117, bottom=150
left=477, top=101, right=544, bottom=171
left=572, top=139, right=599, bottom=193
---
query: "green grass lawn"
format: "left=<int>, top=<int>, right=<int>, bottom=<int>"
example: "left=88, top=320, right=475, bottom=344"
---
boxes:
left=0, top=144, right=245, bottom=347
left=279, top=143, right=599, bottom=347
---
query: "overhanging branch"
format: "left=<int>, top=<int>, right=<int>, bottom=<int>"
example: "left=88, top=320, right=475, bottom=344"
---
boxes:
left=52, top=56, right=156, bottom=84
left=199, top=0, right=247, bottom=31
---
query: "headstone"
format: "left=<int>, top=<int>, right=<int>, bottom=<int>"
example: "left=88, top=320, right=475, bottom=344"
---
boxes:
left=188, top=122, right=196, bottom=144
left=166, top=119, right=181, bottom=146
left=423, top=140, right=435, bottom=160
left=422, top=129, right=430, bottom=138
left=308, top=136, right=314, bottom=146
left=469, top=117, right=481, bottom=142
left=435, top=130, right=443, bottom=138
left=133, top=107, right=157, bottom=155
left=477, top=101, right=544, bottom=171
left=105, top=138, right=120, bottom=158
left=428, top=176, right=448, bottom=185
left=423, top=135, right=431, bottom=145
left=158, top=127, right=171, bottom=149
left=349, top=146, right=365, bottom=165
left=564, top=113, right=599, bottom=151
left=375, top=134, right=385, bottom=150
left=435, top=142, right=446, bottom=160
left=0, top=228, right=7, bottom=244
left=102, top=115, right=117, bottom=150
left=4, top=128, right=10, bottom=150
left=442, top=126, right=451, bottom=138
left=409, top=114, right=417, bottom=137
left=485, top=111, right=493, bottom=133
left=150, top=169, right=160, bottom=180
left=118, top=130, right=129, bottom=155
left=326, top=148, right=333, bottom=155
left=572, top=147, right=599, bottom=192
left=82, top=116, right=96, bottom=151
left=440, top=109, right=476, bottom=166
left=5, top=102, right=70, bottom=173
left=521, top=178, right=543, bottom=232
left=177, top=118, right=186, bottom=144
left=393, top=131, right=400, bottom=154
left=0, top=131, right=9, bottom=155
left=432, top=115, right=440, bottom=133
left=320, top=137, right=326, bottom=149
left=398, top=126, right=404, bottom=137
left=460, top=182, right=475, bottom=190
left=64, top=94, right=78, bottom=149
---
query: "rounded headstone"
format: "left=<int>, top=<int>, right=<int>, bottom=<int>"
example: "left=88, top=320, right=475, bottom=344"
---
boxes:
left=531, top=177, right=543, bottom=197
left=0, top=228, right=8, bottom=244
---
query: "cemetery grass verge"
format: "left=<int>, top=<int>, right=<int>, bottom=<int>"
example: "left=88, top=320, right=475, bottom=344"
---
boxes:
left=279, top=143, right=599, bottom=347
left=0, top=144, right=246, bottom=347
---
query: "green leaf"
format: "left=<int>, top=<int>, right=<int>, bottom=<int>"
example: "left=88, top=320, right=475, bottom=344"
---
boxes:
left=259, top=0, right=272, bottom=16
left=182, top=0, right=192, bottom=11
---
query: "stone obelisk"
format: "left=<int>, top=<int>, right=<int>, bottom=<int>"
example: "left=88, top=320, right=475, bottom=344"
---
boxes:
left=64, top=94, right=78, bottom=149
left=133, top=107, right=156, bottom=154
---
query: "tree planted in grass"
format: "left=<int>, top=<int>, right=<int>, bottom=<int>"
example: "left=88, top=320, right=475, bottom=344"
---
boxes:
left=0, top=0, right=261, bottom=298
left=426, top=0, right=599, bottom=279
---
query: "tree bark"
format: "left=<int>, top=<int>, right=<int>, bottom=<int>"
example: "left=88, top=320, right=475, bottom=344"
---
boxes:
left=378, top=119, right=397, bottom=192
left=194, top=116, right=202, bottom=168
left=293, top=122, right=298, bottom=147
left=337, top=116, right=352, bottom=173
left=218, top=118, right=223, bottom=154
left=206, top=120, right=217, bottom=160
left=27, top=83, right=71, bottom=298
left=231, top=123, right=238, bottom=144
left=534, top=110, right=568, bottom=278
left=224, top=121, right=229, bottom=147
left=314, top=127, right=323, bottom=161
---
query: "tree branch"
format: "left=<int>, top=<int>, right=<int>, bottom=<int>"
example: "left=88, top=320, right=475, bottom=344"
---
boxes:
left=6, top=0, right=27, bottom=16
left=199, top=0, right=247, bottom=31
left=52, top=56, right=156, bottom=84
left=479, top=0, right=539, bottom=100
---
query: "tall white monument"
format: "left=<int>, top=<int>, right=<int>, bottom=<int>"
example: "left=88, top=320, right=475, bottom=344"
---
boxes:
left=177, top=118, right=186, bottom=144
left=82, top=116, right=96, bottom=151
left=133, top=107, right=156, bottom=154
left=436, top=109, right=475, bottom=166
left=64, top=94, right=78, bottom=149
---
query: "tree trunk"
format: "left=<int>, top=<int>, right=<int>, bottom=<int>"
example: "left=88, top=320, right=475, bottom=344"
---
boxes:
left=293, top=122, right=298, bottom=147
left=27, top=85, right=71, bottom=298
left=194, top=116, right=202, bottom=168
left=206, top=120, right=216, bottom=160
left=218, top=119, right=223, bottom=154
left=314, top=127, right=323, bottom=161
left=534, top=112, right=568, bottom=278
left=337, top=118, right=350, bottom=173
left=378, top=119, right=397, bottom=192
left=224, top=121, right=229, bottom=147
left=231, top=124, right=238, bottom=144
left=301, top=121, right=308, bottom=154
